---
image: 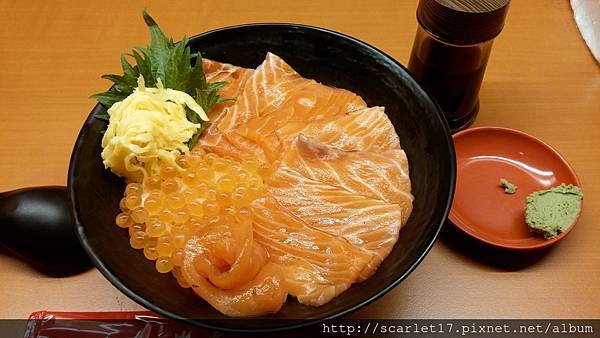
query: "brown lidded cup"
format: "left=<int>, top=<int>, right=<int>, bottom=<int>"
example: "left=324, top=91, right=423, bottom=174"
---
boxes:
left=408, top=0, right=510, bottom=133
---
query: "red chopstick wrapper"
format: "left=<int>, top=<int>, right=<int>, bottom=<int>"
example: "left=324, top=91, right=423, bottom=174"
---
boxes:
left=25, top=311, right=207, bottom=338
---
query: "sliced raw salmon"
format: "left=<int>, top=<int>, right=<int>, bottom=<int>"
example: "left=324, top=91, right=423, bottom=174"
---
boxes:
left=202, top=59, right=253, bottom=121
left=217, top=52, right=366, bottom=131
left=251, top=196, right=372, bottom=306
left=267, top=136, right=412, bottom=280
left=191, top=262, right=287, bottom=317
left=180, top=213, right=286, bottom=316
left=219, top=106, right=404, bottom=164
left=277, top=106, right=401, bottom=152
left=272, top=134, right=412, bottom=215
left=199, top=53, right=367, bottom=161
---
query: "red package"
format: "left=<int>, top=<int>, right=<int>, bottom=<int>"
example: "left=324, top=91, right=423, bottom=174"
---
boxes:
left=24, top=311, right=209, bottom=338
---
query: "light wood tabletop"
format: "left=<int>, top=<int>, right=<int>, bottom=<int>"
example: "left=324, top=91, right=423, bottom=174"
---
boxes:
left=0, top=0, right=598, bottom=321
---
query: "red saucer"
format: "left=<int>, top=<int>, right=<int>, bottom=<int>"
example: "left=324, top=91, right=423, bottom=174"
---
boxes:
left=449, top=127, right=582, bottom=250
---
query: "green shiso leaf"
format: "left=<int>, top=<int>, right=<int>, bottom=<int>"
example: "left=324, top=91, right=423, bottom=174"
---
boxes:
left=91, top=10, right=229, bottom=147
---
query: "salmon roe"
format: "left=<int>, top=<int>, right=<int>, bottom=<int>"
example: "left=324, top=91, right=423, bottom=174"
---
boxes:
left=114, top=149, right=267, bottom=275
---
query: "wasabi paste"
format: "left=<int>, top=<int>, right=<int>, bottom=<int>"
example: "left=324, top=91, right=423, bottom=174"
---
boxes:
left=525, top=184, right=583, bottom=239
left=500, top=178, right=517, bottom=194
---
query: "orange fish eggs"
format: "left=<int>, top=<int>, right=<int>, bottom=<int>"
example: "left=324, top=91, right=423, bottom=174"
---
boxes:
left=173, top=209, right=190, bottom=224
left=222, top=205, right=236, bottom=216
left=159, top=209, right=175, bottom=223
left=170, top=223, right=186, bottom=235
left=173, top=233, right=187, bottom=248
left=143, top=197, right=162, bottom=214
left=195, top=182, right=209, bottom=196
left=119, top=197, right=128, bottom=211
left=157, top=236, right=174, bottom=256
left=115, top=212, right=131, bottom=228
left=144, top=176, right=162, bottom=190
left=129, top=231, right=147, bottom=249
left=149, top=190, right=163, bottom=199
left=130, top=207, right=148, bottom=223
left=205, top=187, right=217, bottom=201
left=248, top=185, right=264, bottom=200
left=188, top=200, right=204, bottom=217
left=211, top=159, right=228, bottom=173
left=216, top=175, right=235, bottom=192
left=242, top=158, right=260, bottom=172
left=128, top=223, right=145, bottom=237
left=238, top=205, right=251, bottom=215
left=248, top=175, right=262, bottom=187
left=184, top=221, right=202, bottom=235
left=125, top=183, right=143, bottom=196
left=160, top=165, right=177, bottom=179
left=166, top=193, right=186, bottom=210
left=124, top=194, right=141, bottom=210
left=182, top=189, right=199, bottom=202
left=190, top=148, right=206, bottom=158
left=161, top=178, right=179, bottom=194
left=117, top=150, right=268, bottom=277
left=204, top=153, right=218, bottom=165
left=216, top=191, right=231, bottom=205
left=203, top=200, right=220, bottom=216
left=231, top=193, right=247, bottom=208
left=195, top=165, right=212, bottom=182
left=143, top=241, right=159, bottom=261
left=236, top=170, right=249, bottom=182
left=146, top=219, right=167, bottom=237
left=155, top=256, right=173, bottom=273
left=182, top=172, right=198, bottom=185
left=175, top=155, right=189, bottom=169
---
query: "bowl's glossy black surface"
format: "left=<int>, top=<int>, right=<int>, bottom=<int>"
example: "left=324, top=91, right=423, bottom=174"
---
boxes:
left=69, top=24, right=455, bottom=332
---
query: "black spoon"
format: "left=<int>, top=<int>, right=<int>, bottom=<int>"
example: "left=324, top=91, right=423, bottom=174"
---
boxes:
left=0, top=186, right=92, bottom=276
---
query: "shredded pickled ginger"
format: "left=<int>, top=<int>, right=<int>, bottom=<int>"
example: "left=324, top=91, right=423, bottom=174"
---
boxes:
left=101, top=76, right=208, bottom=182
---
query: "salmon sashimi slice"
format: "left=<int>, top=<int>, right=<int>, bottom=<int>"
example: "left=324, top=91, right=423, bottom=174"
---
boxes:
left=199, top=53, right=367, bottom=160
left=193, top=216, right=269, bottom=290
left=180, top=213, right=286, bottom=316
left=202, top=58, right=253, bottom=121
left=191, top=262, right=287, bottom=317
left=277, top=106, right=402, bottom=152
left=203, top=58, right=254, bottom=99
left=217, top=52, right=367, bottom=131
left=201, top=106, right=401, bottom=164
left=267, top=136, right=411, bottom=280
left=271, top=134, right=413, bottom=215
left=219, top=106, right=403, bottom=164
left=251, top=197, right=372, bottom=306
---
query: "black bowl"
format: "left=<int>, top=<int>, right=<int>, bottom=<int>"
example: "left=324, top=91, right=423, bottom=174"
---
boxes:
left=68, top=23, right=455, bottom=332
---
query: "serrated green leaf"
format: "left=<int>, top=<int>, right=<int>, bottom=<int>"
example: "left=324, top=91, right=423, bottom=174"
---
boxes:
left=91, top=91, right=128, bottom=108
left=120, top=54, right=137, bottom=79
left=100, top=74, right=124, bottom=83
left=187, top=121, right=211, bottom=149
left=92, top=10, right=230, bottom=142
left=194, top=82, right=234, bottom=112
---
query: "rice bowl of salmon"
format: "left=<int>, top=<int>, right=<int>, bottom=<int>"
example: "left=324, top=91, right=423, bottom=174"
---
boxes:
left=69, top=20, right=455, bottom=332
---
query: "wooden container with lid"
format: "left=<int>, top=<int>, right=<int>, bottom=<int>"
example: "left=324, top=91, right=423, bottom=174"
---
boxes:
left=408, top=0, right=511, bottom=132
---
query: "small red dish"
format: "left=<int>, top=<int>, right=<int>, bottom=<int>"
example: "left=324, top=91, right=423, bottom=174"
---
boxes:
left=449, top=127, right=582, bottom=250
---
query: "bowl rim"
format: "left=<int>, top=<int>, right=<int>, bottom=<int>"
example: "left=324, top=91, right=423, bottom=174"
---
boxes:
left=449, top=126, right=582, bottom=250
left=68, top=22, right=456, bottom=332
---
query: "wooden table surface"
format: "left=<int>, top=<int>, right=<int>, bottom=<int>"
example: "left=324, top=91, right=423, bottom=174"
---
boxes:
left=1, top=0, right=598, bottom=321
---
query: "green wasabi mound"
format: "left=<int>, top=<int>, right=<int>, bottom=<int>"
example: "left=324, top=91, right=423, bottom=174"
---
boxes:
left=500, top=178, right=517, bottom=194
left=525, top=184, right=583, bottom=239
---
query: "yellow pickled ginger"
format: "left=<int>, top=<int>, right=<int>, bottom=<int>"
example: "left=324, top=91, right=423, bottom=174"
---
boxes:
left=101, top=76, right=208, bottom=182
